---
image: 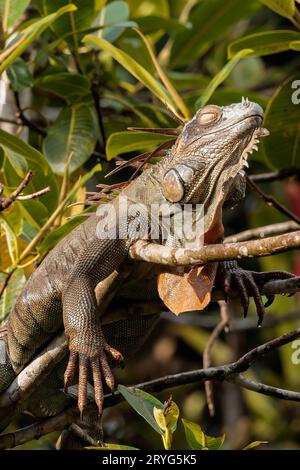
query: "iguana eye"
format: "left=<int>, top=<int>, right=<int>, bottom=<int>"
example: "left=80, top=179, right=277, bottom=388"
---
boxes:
left=198, top=105, right=222, bottom=126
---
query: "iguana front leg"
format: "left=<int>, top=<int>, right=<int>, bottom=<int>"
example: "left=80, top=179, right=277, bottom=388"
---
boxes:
left=62, top=237, right=129, bottom=416
left=217, top=261, right=296, bottom=325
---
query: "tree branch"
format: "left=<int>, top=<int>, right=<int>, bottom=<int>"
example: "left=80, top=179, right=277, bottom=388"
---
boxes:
left=1, top=327, right=300, bottom=449
left=129, top=231, right=300, bottom=266
left=250, top=167, right=300, bottom=183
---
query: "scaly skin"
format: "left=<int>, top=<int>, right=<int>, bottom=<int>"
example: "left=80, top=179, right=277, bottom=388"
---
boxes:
left=0, top=100, right=295, bottom=417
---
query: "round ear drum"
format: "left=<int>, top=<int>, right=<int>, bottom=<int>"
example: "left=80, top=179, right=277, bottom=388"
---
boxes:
left=162, top=165, right=194, bottom=202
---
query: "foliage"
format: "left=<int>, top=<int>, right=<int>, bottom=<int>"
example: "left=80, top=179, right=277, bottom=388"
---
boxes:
left=0, top=0, right=300, bottom=450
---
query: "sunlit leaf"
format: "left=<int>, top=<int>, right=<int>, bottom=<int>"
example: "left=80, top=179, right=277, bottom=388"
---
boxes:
left=153, top=400, right=179, bottom=450
left=106, top=131, right=173, bottom=160
left=83, top=35, right=177, bottom=114
left=259, top=0, right=295, bottom=18
left=243, top=440, right=268, bottom=450
left=0, top=4, right=77, bottom=74
left=182, top=419, right=225, bottom=450
left=197, top=49, right=251, bottom=107
left=228, top=30, right=300, bottom=58
left=118, top=385, right=164, bottom=434
left=0, top=0, right=31, bottom=30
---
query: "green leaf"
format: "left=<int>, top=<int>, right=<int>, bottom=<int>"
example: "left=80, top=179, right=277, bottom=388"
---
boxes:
left=118, top=385, right=164, bottom=435
left=83, top=35, right=176, bottom=113
left=0, top=268, right=26, bottom=322
left=136, top=15, right=190, bottom=35
left=197, top=49, right=252, bottom=107
left=106, top=131, right=173, bottom=160
left=182, top=419, right=225, bottom=450
left=0, top=4, right=77, bottom=74
left=7, top=58, right=33, bottom=92
left=170, top=0, right=261, bottom=66
left=259, top=0, right=295, bottom=18
left=35, top=72, right=90, bottom=103
left=0, top=129, right=58, bottom=216
left=243, top=440, right=268, bottom=450
left=0, top=0, right=31, bottom=30
left=43, top=0, right=96, bottom=48
left=100, top=0, right=129, bottom=42
left=153, top=401, right=179, bottom=450
left=43, top=104, right=98, bottom=174
left=228, top=30, right=300, bottom=58
left=263, top=73, right=300, bottom=169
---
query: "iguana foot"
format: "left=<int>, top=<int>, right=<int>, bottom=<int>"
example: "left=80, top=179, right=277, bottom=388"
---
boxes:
left=218, top=261, right=296, bottom=326
left=64, top=330, right=124, bottom=417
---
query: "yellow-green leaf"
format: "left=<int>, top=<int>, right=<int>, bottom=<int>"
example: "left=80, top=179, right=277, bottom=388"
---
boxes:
left=153, top=400, right=179, bottom=450
left=83, top=35, right=176, bottom=113
left=228, top=30, right=300, bottom=58
left=0, top=4, right=77, bottom=74
left=198, top=49, right=252, bottom=107
left=106, top=131, right=173, bottom=161
left=259, top=0, right=295, bottom=18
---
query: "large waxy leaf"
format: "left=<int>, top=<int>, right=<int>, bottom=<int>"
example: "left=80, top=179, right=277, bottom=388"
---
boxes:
left=83, top=35, right=176, bottom=113
left=228, top=30, right=300, bottom=58
left=0, top=0, right=31, bottom=30
left=43, top=104, right=98, bottom=175
left=43, top=0, right=96, bottom=48
left=35, top=72, right=90, bottom=103
left=0, top=129, right=58, bottom=217
left=106, top=131, right=173, bottom=160
left=0, top=4, right=77, bottom=74
left=263, top=74, right=300, bottom=170
left=259, top=0, right=295, bottom=18
left=170, top=0, right=261, bottom=66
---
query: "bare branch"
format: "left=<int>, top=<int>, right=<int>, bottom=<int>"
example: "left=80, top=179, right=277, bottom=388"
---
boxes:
left=129, top=231, right=300, bottom=266
left=225, top=221, right=300, bottom=243
left=1, top=327, right=300, bottom=449
left=250, top=167, right=300, bottom=183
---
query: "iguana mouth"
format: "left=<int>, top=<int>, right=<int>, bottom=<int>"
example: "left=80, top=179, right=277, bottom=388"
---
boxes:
left=239, top=124, right=269, bottom=173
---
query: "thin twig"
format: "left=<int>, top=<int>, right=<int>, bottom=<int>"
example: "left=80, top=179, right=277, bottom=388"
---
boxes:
left=246, top=175, right=300, bottom=225
left=203, top=300, right=230, bottom=416
left=14, top=92, right=47, bottom=137
left=250, top=167, right=300, bottom=183
left=1, top=327, right=300, bottom=449
left=225, top=221, right=300, bottom=243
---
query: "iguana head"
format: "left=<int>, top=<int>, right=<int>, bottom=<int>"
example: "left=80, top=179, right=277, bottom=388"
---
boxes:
left=161, top=98, right=269, bottom=209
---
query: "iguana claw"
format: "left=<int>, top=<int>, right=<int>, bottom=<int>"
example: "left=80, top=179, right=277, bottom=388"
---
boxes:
left=64, top=337, right=124, bottom=417
left=218, top=261, right=296, bottom=326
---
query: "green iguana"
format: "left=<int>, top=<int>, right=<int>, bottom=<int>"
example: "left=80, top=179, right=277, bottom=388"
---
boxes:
left=0, top=99, right=294, bottom=421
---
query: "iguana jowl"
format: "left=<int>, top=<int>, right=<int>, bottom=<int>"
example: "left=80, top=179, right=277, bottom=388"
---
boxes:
left=0, top=99, right=294, bottom=418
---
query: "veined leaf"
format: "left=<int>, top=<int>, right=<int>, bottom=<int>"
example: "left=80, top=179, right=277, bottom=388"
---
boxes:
left=182, top=419, right=225, bottom=450
left=118, top=385, right=164, bottom=435
left=259, top=0, right=295, bottom=18
left=0, top=129, right=58, bottom=215
left=198, top=49, right=252, bottom=107
left=35, top=72, right=90, bottom=103
left=43, top=0, right=96, bottom=48
left=83, top=35, right=177, bottom=115
left=0, top=4, right=77, bottom=74
left=0, top=0, right=31, bottom=30
left=106, top=131, right=172, bottom=160
left=7, top=57, right=33, bottom=92
left=228, top=30, right=300, bottom=58
left=263, top=73, right=300, bottom=169
left=43, top=104, right=98, bottom=175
